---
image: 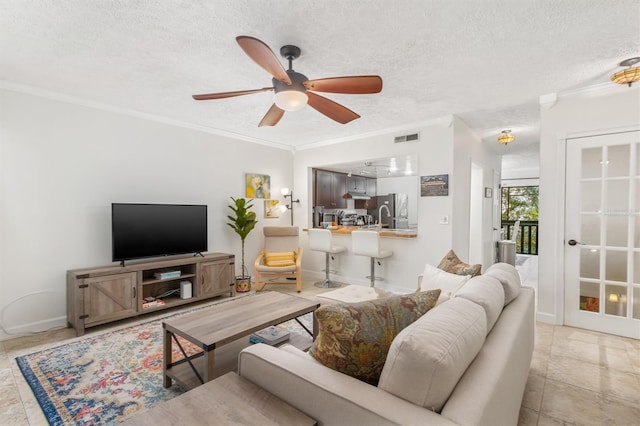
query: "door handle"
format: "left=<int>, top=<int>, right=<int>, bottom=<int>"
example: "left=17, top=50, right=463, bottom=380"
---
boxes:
left=568, top=239, right=583, bottom=246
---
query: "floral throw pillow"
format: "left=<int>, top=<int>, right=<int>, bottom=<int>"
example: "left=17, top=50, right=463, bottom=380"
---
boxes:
left=437, top=249, right=482, bottom=277
left=308, top=289, right=440, bottom=385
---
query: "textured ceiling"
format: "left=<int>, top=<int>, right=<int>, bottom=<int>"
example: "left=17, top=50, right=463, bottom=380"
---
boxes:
left=1, top=1, right=639, bottom=171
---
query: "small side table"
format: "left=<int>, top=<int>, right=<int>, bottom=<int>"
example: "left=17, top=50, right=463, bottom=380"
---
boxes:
left=123, top=372, right=316, bottom=425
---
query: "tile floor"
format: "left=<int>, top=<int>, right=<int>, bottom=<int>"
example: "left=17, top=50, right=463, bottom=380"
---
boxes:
left=1, top=264, right=639, bottom=425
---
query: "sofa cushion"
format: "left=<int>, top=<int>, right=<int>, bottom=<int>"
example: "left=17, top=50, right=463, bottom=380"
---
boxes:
left=485, top=263, right=521, bottom=305
left=264, top=251, right=296, bottom=267
left=378, top=297, right=487, bottom=413
left=308, top=290, right=440, bottom=385
left=419, top=263, right=471, bottom=305
left=438, top=249, right=482, bottom=277
left=454, top=275, right=505, bottom=332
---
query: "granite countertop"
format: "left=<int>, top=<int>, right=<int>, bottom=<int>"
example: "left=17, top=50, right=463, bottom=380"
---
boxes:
left=304, top=226, right=417, bottom=238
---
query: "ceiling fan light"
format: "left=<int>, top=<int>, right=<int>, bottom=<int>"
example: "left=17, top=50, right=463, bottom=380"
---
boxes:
left=274, top=90, right=308, bottom=111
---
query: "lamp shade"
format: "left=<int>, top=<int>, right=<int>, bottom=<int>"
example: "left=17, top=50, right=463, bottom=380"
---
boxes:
left=611, top=57, right=640, bottom=87
left=611, top=67, right=640, bottom=86
left=274, top=90, right=308, bottom=111
left=498, top=130, right=515, bottom=145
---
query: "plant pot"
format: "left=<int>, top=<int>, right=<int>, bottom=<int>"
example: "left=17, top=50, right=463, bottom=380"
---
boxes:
left=235, top=276, right=251, bottom=293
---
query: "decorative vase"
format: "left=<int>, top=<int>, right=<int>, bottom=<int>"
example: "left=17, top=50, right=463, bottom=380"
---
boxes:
left=236, top=276, right=251, bottom=293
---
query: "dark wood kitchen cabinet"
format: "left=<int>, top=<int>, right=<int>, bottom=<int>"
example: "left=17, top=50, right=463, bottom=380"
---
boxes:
left=347, top=175, right=366, bottom=193
left=314, top=169, right=347, bottom=208
left=365, top=177, right=377, bottom=197
left=353, top=177, right=378, bottom=209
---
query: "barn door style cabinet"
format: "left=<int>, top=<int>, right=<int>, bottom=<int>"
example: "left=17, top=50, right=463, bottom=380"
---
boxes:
left=67, top=252, right=235, bottom=336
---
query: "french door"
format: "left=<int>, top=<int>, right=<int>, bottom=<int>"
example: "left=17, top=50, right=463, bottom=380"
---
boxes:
left=564, top=131, right=640, bottom=339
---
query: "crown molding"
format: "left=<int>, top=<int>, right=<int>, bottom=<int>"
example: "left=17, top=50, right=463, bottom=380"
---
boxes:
left=0, top=81, right=295, bottom=152
left=295, top=115, right=455, bottom=151
left=540, top=81, right=640, bottom=109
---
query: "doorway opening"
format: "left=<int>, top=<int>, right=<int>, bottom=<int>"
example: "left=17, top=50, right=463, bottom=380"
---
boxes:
left=501, top=185, right=539, bottom=255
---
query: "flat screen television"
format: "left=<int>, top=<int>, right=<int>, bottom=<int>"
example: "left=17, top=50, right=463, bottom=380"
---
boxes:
left=112, top=203, right=208, bottom=263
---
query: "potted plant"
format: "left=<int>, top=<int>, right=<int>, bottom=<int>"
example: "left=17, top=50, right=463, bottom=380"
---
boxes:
left=227, top=197, right=257, bottom=292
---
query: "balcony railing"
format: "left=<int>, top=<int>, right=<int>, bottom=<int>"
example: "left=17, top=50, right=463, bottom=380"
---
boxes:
left=501, top=220, right=538, bottom=255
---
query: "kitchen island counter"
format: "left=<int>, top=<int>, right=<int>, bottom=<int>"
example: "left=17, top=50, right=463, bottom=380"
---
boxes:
left=304, top=226, right=417, bottom=238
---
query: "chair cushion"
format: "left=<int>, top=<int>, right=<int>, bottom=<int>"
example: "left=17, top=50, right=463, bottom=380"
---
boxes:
left=264, top=251, right=296, bottom=267
left=263, top=226, right=300, bottom=253
left=454, top=275, right=505, bottom=332
left=255, top=264, right=296, bottom=273
left=419, top=263, right=470, bottom=305
left=308, top=290, right=440, bottom=385
left=378, top=297, right=487, bottom=413
left=264, top=226, right=299, bottom=237
left=484, top=263, right=521, bottom=305
left=437, top=249, right=482, bottom=277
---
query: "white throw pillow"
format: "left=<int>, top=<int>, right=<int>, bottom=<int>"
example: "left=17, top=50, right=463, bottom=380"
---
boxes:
left=420, top=263, right=471, bottom=304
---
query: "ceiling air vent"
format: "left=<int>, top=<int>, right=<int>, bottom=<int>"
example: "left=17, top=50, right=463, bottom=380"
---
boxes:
left=394, top=132, right=420, bottom=143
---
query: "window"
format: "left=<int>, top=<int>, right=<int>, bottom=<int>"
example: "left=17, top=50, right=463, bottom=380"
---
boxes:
left=501, top=186, right=539, bottom=221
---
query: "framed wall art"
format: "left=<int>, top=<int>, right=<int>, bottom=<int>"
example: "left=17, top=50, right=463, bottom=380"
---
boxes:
left=245, top=173, right=270, bottom=199
left=264, top=199, right=281, bottom=218
left=420, top=174, right=449, bottom=196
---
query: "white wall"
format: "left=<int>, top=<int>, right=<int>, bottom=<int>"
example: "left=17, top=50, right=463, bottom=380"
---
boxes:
left=452, top=117, right=502, bottom=270
left=538, top=85, right=640, bottom=324
left=294, top=116, right=501, bottom=292
left=0, top=89, right=293, bottom=339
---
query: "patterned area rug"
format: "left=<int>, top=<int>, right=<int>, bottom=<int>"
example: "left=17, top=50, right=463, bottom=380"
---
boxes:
left=16, top=295, right=311, bottom=425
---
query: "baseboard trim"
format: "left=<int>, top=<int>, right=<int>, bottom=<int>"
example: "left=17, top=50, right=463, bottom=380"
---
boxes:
left=536, top=312, right=558, bottom=324
left=0, top=316, right=67, bottom=342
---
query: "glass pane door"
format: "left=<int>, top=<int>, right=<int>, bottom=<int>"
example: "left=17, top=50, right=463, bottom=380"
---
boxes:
left=565, top=131, right=640, bottom=338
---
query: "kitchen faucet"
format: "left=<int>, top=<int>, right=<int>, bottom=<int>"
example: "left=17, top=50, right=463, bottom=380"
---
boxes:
left=379, top=204, right=391, bottom=225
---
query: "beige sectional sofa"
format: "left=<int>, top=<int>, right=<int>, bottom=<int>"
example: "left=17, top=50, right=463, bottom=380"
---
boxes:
left=238, top=263, right=535, bottom=425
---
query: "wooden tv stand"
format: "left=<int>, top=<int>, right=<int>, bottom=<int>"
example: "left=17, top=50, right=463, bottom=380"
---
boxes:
left=67, top=252, right=235, bottom=336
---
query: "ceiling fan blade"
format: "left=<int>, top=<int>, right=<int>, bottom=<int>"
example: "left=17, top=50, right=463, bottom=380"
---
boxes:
left=303, top=76, right=383, bottom=94
left=236, top=36, right=292, bottom=85
left=192, top=87, right=273, bottom=100
left=306, top=92, right=360, bottom=124
left=258, top=104, right=285, bottom=127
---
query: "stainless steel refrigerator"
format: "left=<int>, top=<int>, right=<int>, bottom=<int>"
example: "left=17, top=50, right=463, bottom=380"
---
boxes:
left=375, top=193, right=409, bottom=229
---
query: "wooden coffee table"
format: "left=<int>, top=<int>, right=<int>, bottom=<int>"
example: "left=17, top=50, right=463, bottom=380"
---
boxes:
left=163, top=291, right=319, bottom=389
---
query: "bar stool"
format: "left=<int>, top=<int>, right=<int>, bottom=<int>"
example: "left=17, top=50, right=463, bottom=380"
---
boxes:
left=308, top=229, right=347, bottom=288
left=351, top=230, right=393, bottom=287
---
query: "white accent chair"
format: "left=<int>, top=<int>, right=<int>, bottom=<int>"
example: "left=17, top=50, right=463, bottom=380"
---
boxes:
left=308, top=229, right=346, bottom=288
left=351, top=230, right=392, bottom=287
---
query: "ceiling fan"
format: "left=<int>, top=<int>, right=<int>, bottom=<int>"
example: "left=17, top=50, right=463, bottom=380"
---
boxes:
left=192, top=36, right=383, bottom=127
